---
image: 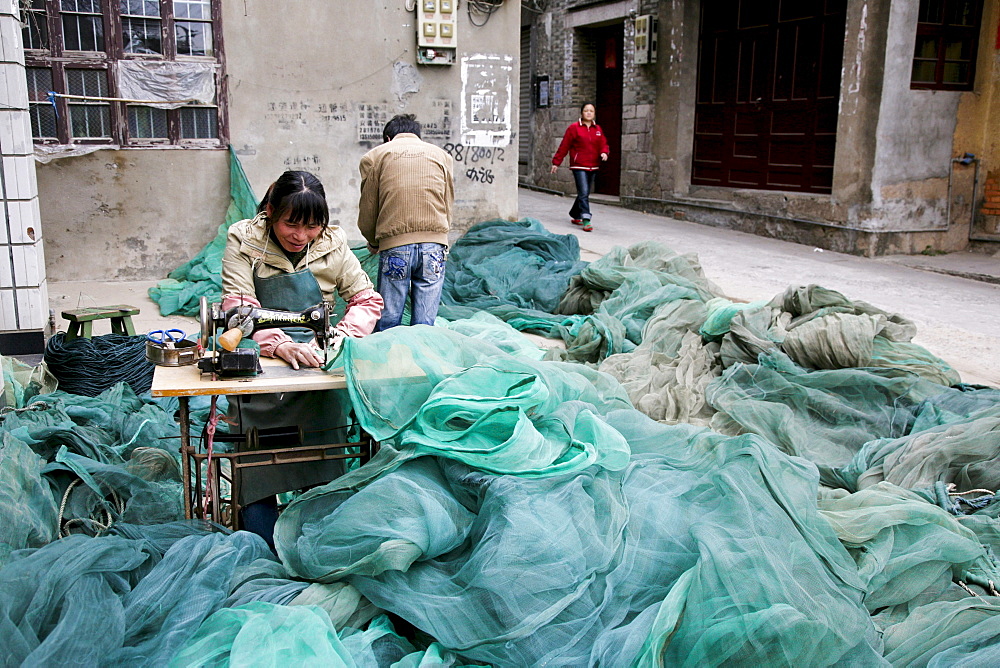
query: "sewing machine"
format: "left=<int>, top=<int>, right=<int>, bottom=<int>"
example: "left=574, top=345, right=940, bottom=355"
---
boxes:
left=197, top=296, right=336, bottom=377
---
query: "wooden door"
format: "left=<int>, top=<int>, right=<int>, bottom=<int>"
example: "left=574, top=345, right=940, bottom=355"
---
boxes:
left=692, top=0, right=847, bottom=193
left=594, top=24, right=623, bottom=196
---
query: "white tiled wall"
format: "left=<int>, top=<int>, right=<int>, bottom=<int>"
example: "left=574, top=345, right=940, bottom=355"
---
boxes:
left=0, top=6, right=24, bottom=67
left=0, top=110, right=33, bottom=155
left=0, top=5, right=47, bottom=332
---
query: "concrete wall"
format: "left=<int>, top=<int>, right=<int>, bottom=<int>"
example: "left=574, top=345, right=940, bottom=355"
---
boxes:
left=523, top=0, right=1000, bottom=256
left=35, top=0, right=521, bottom=282
left=225, top=0, right=520, bottom=241
left=868, top=1, right=959, bottom=232
left=37, top=149, right=228, bottom=281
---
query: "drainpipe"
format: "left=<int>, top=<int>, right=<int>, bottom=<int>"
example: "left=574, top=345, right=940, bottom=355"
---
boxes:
left=0, top=0, right=49, bottom=351
left=946, top=152, right=984, bottom=242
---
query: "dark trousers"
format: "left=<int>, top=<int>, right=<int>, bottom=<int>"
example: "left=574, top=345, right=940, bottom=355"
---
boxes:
left=570, top=169, right=597, bottom=220
left=240, top=495, right=279, bottom=551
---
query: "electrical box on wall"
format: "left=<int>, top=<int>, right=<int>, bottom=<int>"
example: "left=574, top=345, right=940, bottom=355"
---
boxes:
left=634, top=15, right=658, bottom=65
left=417, top=0, right=457, bottom=65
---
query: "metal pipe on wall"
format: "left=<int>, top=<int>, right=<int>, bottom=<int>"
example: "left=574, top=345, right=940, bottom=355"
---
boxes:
left=946, top=153, right=981, bottom=242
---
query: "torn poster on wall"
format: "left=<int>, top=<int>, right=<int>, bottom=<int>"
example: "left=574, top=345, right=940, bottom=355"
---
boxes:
left=460, top=54, right=513, bottom=147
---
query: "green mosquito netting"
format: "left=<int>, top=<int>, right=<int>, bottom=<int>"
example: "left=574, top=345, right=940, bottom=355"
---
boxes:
left=4, top=216, right=1000, bottom=665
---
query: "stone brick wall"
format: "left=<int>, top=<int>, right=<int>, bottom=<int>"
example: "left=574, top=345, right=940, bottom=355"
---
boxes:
left=526, top=0, right=663, bottom=199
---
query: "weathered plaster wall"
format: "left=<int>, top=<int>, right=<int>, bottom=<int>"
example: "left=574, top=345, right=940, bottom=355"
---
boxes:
left=36, top=1, right=520, bottom=282
left=224, top=0, right=520, bottom=242
left=37, top=149, right=229, bottom=281
left=866, top=0, right=959, bottom=232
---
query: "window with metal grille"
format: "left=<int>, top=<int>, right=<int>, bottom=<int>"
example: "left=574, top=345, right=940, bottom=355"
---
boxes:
left=67, top=69, right=112, bottom=138
left=20, top=0, right=226, bottom=147
left=180, top=106, right=217, bottom=139
left=26, top=68, right=57, bottom=139
left=127, top=105, right=168, bottom=139
left=911, top=0, right=983, bottom=91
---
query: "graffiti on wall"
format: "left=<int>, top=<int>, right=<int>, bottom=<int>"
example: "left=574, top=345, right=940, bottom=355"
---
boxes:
left=460, top=54, right=513, bottom=147
left=265, top=100, right=351, bottom=130
left=357, top=103, right=391, bottom=142
left=442, top=142, right=506, bottom=184
left=422, top=99, right=453, bottom=139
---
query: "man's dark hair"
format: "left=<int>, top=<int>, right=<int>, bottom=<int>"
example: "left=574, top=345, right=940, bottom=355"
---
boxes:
left=383, top=114, right=421, bottom=142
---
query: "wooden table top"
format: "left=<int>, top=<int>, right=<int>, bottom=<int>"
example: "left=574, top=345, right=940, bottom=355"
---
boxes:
left=150, top=356, right=348, bottom=397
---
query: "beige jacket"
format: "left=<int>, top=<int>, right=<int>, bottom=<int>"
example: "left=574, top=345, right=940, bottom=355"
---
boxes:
left=222, top=214, right=373, bottom=306
left=357, top=133, right=454, bottom=251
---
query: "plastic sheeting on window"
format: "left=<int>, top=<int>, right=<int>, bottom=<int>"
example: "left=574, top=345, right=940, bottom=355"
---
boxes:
left=116, top=60, right=216, bottom=109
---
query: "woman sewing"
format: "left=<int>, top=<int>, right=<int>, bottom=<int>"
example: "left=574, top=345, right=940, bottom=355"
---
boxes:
left=220, top=170, right=383, bottom=547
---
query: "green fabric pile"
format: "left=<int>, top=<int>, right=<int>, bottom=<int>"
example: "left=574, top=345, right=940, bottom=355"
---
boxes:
left=4, top=216, right=999, bottom=665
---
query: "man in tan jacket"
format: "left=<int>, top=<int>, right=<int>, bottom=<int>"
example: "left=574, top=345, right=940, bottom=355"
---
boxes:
left=357, top=114, right=454, bottom=330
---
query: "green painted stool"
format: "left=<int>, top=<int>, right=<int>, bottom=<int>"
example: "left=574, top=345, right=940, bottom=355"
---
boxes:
left=62, top=305, right=140, bottom=341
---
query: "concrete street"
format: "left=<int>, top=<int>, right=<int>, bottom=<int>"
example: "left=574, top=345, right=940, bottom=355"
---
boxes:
left=518, top=188, right=1000, bottom=387
left=46, top=187, right=1000, bottom=387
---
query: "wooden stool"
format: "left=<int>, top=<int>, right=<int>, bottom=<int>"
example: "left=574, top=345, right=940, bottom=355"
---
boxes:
left=62, top=305, right=140, bottom=341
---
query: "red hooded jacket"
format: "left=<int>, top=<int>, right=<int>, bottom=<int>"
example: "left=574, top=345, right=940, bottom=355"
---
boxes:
left=552, top=121, right=610, bottom=171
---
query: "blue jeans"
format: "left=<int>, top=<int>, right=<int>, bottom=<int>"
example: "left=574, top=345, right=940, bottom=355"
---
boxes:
left=376, top=242, right=447, bottom=331
left=570, top=169, right=597, bottom=221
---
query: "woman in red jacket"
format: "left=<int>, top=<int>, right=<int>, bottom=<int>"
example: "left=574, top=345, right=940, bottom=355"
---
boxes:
left=550, top=102, right=609, bottom=232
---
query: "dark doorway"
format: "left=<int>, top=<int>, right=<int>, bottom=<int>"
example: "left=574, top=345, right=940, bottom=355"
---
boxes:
left=692, top=1, right=847, bottom=193
left=593, top=24, right=623, bottom=196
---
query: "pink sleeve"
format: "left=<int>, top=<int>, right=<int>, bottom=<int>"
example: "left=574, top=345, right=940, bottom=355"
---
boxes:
left=220, top=293, right=295, bottom=358
left=335, top=288, right=384, bottom=338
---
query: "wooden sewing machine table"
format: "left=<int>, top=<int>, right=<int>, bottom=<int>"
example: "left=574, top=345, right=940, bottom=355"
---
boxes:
left=151, top=356, right=373, bottom=529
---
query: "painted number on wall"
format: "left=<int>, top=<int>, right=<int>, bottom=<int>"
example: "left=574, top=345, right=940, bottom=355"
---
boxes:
left=443, top=143, right=505, bottom=164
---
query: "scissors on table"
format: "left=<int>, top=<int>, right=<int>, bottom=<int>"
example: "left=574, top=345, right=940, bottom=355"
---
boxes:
left=146, top=329, right=187, bottom=348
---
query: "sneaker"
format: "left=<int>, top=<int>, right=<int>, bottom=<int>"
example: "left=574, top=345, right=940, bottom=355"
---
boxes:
left=582, top=222, right=593, bottom=232
left=571, top=219, right=584, bottom=226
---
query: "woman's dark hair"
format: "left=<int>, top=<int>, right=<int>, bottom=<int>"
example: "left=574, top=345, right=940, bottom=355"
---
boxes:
left=257, top=170, right=329, bottom=228
left=382, top=114, right=422, bottom=142
left=580, top=101, right=596, bottom=113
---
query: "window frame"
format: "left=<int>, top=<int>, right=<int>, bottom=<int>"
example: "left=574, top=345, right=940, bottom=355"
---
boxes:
left=22, top=0, right=228, bottom=147
left=910, top=0, right=984, bottom=92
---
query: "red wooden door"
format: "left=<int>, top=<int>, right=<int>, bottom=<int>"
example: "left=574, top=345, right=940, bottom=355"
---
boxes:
left=692, top=0, right=847, bottom=193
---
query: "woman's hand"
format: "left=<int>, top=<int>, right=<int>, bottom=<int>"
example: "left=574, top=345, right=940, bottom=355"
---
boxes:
left=550, top=165, right=558, bottom=174
left=275, top=341, right=323, bottom=369
left=600, top=153, right=608, bottom=162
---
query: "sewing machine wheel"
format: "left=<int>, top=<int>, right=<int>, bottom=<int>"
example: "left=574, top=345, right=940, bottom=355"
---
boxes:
left=198, top=296, right=212, bottom=349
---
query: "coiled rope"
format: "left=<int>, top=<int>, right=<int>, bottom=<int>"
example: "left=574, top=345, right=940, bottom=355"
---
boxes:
left=44, top=333, right=154, bottom=397
left=57, top=478, right=126, bottom=537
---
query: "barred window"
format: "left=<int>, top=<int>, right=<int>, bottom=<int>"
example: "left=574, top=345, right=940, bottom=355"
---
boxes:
left=26, top=68, right=57, bottom=139
left=67, top=70, right=112, bottom=138
left=911, top=0, right=984, bottom=91
left=127, top=105, right=168, bottom=139
left=21, top=0, right=226, bottom=147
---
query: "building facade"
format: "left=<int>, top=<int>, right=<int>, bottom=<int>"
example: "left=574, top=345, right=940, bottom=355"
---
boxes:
left=9, top=0, right=521, bottom=287
left=521, top=0, right=1000, bottom=255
